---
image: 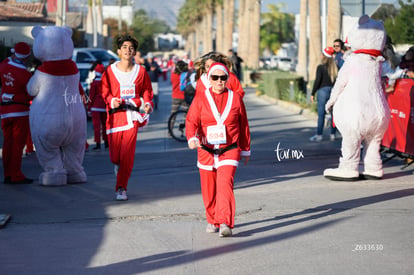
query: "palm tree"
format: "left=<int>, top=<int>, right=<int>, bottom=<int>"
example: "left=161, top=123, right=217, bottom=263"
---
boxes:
left=216, top=2, right=224, bottom=52
left=297, top=0, right=308, bottom=81
left=248, top=0, right=261, bottom=69
left=308, top=0, right=321, bottom=81
left=327, top=0, right=341, bottom=46
left=237, top=0, right=248, bottom=65
left=223, top=0, right=235, bottom=53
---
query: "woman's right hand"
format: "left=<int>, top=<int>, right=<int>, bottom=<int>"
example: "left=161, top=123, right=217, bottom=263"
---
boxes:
left=188, top=140, right=200, bottom=149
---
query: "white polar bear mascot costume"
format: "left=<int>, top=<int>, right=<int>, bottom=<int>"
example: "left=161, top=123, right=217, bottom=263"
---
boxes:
left=324, top=15, right=390, bottom=181
left=27, top=26, right=87, bottom=186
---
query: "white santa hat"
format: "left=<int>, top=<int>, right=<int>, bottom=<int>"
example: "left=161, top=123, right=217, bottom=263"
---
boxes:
left=13, top=42, right=31, bottom=59
left=207, top=62, right=229, bottom=79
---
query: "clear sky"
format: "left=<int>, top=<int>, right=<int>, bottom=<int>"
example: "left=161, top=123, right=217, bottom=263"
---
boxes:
left=261, top=0, right=403, bottom=15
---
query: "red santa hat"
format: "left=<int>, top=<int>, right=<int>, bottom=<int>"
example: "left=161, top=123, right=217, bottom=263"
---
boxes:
left=13, top=42, right=31, bottom=59
left=95, top=64, right=105, bottom=74
left=344, top=37, right=351, bottom=48
left=323, top=46, right=335, bottom=58
left=207, top=62, right=229, bottom=79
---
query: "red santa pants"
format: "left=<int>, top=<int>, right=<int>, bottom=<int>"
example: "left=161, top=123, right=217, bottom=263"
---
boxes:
left=1, top=116, right=29, bottom=181
left=92, top=111, right=107, bottom=144
left=108, top=121, right=138, bottom=191
left=25, top=127, right=34, bottom=154
left=199, top=165, right=237, bottom=228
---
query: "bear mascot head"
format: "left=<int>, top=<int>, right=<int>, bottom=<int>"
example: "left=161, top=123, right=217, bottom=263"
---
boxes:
left=27, top=26, right=87, bottom=186
left=324, top=15, right=390, bottom=181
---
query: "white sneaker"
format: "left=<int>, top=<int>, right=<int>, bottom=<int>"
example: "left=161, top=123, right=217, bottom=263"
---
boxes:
left=116, top=188, right=128, bottom=201
left=206, top=223, right=218, bottom=233
left=219, top=223, right=232, bottom=237
left=309, top=135, right=322, bottom=142
left=330, top=134, right=335, bottom=141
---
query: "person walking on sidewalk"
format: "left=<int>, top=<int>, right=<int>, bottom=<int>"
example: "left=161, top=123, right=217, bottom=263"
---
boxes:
left=309, top=47, right=338, bottom=142
left=88, top=63, right=108, bottom=151
left=101, top=35, right=153, bottom=201
left=0, top=42, right=34, bottom=184
left=186, top=62, right=251, bottom=237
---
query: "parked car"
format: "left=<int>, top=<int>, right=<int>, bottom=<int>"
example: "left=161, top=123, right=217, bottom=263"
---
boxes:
left=77, top=62, right=91, bottom=94
left=72, top=48, right=119, bottom=95
left=72, top=47, right=119, bottom=66
left=277, top=57, right=294, bottom=71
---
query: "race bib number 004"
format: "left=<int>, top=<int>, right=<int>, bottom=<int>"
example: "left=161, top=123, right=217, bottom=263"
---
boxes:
left=207, top=125, right=227, bottom=144
left=120, top=84, right=135, bottom=99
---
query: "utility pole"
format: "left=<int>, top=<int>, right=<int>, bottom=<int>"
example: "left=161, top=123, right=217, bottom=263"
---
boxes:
left=118, top=0, right=122, bottom=32
left=56, top=0, right=66, bottom=26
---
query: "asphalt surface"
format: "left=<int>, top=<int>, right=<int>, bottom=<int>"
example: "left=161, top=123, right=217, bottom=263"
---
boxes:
left=1, top=79, right=413, bottom=275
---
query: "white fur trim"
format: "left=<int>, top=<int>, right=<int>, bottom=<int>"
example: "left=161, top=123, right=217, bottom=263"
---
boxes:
left=241, top=150, right=251, bottom=157
left=207, top=64, right=229, bottom=79
left=90, top=107, right=106, bottom=112
left=0, top=111, right=29, bottom=119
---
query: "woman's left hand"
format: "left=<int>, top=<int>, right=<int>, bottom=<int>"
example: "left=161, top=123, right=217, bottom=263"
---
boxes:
left=242, top=156, right=250, bottom=165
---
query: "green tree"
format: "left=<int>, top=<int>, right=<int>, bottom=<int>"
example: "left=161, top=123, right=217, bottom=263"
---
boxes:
left=131, top=9, right=171, bottom=53
left=384, top=0, right=414, bottom=44
left=260, top=4, right=295, bottom=55
left=105, top=9, right=171, bottom=53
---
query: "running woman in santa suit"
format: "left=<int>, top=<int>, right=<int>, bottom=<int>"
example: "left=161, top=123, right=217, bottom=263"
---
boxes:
left=186, top=62, right=251, bottom=237
left=101, top=35, right=154, bottom=201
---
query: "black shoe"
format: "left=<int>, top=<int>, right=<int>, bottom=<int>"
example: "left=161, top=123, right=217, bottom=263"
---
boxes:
left=4, top=177, right=11, bottom=184
left=9, top=178, right=33, bottom=184
left=92, top=143, right=101, bottom=151
left=104, top=141, right=109, bottom=148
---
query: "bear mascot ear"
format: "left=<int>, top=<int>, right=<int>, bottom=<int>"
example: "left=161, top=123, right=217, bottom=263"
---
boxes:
left=62, top=26, right=73, bottom=37
left=358, top=14, right=370, bottom=25
left=31, top=25, right=44, bottom=38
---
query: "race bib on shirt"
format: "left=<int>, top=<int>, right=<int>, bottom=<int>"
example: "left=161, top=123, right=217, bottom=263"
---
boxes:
left=207, top=125, right=227, bottom=144
left=120, top=84, right=135, bottom=99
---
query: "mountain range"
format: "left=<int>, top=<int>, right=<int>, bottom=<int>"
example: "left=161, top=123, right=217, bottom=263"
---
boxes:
left=132, top=0, right=185, bottom=29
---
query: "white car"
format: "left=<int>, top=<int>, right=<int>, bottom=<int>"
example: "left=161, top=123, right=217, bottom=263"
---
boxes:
left=72, top=48, right=119, bottom=67
left=277, top=57, right=294, bottom=71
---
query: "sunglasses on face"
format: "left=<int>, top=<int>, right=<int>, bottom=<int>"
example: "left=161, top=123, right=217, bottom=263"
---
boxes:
left=333, top=45, right=341, bottom=48
left=210, top=75, right=228, bottom=81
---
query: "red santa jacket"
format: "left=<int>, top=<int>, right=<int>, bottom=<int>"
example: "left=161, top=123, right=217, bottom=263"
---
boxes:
left=88, top=76, right=106, bottom=112
left=196, top=72, right=245, bottom=98
left=0, top=58, right=33, bottom=119
left=101, top=63, right=153, bottom=134
left=186, top=87, right=251, bottom=170
left=171, top=71, right=184, bottom=100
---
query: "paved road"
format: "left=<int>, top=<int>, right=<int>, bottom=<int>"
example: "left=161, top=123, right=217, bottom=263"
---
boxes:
left=1, top=79, right=413, bottom=274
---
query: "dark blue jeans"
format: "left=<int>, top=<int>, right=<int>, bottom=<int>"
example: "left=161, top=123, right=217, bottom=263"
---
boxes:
left=316, top=86, right=336, bottom=135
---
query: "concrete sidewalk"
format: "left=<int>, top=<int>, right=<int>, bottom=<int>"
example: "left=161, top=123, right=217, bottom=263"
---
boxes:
left=0, top=81, right=413, bottom=274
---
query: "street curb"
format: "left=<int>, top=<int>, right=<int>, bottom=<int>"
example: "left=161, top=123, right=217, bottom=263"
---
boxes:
left=257, top=93, right=318, bottom=122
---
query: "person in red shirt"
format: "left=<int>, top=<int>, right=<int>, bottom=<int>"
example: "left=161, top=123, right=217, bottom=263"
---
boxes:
left=186, top=62, right=251, bottom=237
left=88, top=63, right=108, bottom=150
left=170, top=60, right=189, bottom=114
left=195, top=52, right=245, bottom=98
left=101, top=35, right=153, bottom=201
left=0, top=42, right=34, bottom=184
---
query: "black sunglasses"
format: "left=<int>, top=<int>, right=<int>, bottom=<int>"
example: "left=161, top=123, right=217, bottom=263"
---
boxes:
left=210, top=75, right=228, bottom=81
